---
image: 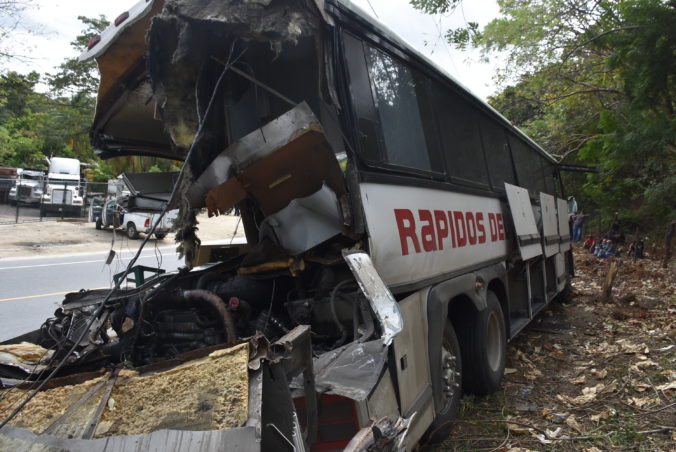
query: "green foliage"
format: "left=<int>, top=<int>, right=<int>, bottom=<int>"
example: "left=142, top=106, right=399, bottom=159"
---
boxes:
left=411, top=0, right=676, bottom=233
left=409, top=0, right=462, bottom=15
left=47, top=15, right=109, bottom=96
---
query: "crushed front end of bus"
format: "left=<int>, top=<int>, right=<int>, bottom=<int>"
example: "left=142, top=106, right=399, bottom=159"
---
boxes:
left=0, top=1, right=416, bottom=450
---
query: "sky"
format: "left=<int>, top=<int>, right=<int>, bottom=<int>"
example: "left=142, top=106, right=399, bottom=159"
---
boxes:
left=4, top=0, right=502, bottom=100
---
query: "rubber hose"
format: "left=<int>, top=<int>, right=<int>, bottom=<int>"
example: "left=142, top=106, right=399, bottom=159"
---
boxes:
left=183, top=289, right=237, bottom=345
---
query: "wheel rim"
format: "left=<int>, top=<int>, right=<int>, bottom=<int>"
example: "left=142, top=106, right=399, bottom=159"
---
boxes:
left=440, top=340, right=460, bottom=413
left=486, top=311, right=502, bottom=372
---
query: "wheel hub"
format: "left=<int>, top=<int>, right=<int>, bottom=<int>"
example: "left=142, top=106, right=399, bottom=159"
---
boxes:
left=441, top=345, right=460, bottom=406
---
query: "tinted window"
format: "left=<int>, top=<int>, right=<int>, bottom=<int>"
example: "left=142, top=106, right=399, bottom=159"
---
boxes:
left=541, top=156, right=557, bottom=195
left=431, top=81, right=489, bottom=187
left=510, top=135, right=546, bottom=196
left=364, top=46, right=436, bottom=171
left=343, top=33, right=382, bottom=163
left=343, top=33, right=440, bottom=173
left=479, top=117, right=516, bottom=191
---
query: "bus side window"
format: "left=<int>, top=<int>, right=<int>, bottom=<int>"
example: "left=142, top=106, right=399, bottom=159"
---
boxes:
left=343, top=33, right=384, bottom=164
left=509, top=135, right=546, bottom=197
left=343, top=32, right=441, bottom=174
left=479, top=118, right=516, bottom=191
left=431, top=81, right=490, bottom=188
left=362, top=45, right=437, bottom=172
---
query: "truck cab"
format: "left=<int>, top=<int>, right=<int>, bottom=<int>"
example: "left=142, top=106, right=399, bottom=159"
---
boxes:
left=40, top=157, right=84, bottom=216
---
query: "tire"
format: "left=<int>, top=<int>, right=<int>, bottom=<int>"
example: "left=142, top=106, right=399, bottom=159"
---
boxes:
left=95, top=217, right=102, bottom=230
left=155, top=233, right=167, bottom=240
left=422, top=319, right=462, bottom=444
left=457, top=290, right=507, bottom=395
left=126, top=222, right=139, bottom=240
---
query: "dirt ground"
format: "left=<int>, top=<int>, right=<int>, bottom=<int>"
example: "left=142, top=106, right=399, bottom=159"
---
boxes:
left=0, top=213, right=245, bottom=259
left=429, top=248, right=676, bottom=451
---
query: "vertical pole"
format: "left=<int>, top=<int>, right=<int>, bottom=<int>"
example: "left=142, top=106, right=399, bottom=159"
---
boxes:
left=61, top=181, right=66, bottom=220
left=15, top=173, right=21, bottom=224
left=40, top=175, right=46, bottom=221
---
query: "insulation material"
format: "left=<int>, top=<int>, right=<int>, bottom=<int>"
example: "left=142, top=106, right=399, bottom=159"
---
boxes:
left=97, top=344, right=249, bottom=437
left=0, top=342, right=53, bottom=363
left=0, top=344, right=250, bottom=438
left=0, top=375, right=108, bottom=434
left=0, top=342, right=55, bottom=374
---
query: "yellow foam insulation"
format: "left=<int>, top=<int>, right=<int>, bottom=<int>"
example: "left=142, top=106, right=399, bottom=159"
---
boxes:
left=0, top=343, right=250, bottom=438
left=0, top=342, right=53, bottom=363
left=0, top=375, right=106, bottom=433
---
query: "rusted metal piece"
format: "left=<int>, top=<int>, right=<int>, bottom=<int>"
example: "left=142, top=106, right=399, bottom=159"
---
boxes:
left=200, top=103, right=346, bottom=215
left=237, top=258, right=305, bottom=276
left=247, top=326, right=317, bottom=448
left=183, top=290, right=237, bottom=345
left=82, top=367, right=121, bottom=439
left=275, top=326, right=318, bottom=448
left=343, top=417, right=409, bottom=452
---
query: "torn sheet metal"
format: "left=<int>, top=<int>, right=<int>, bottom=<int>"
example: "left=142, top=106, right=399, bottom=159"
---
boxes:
left=258, top=184, right=343, bottom=255
left=343, top=252, right=403, bottom=346
left=292, top=339, right=388, bottom=401
left=193, top=102, right=345, bottom=214
left=344, top=416, right=411, bottom=452
left=120, top=171, right=180, bottom=212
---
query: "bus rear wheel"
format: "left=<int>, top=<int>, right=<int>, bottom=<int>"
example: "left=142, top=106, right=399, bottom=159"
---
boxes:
left=422, top=319, right=462, bottom=444
left=457, top=290, right=506, bottom=395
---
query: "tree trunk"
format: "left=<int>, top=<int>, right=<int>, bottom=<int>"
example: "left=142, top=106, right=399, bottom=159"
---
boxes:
left=602, top=259, right=619, bottom=300
left=663, top=222, right=675, bottom=269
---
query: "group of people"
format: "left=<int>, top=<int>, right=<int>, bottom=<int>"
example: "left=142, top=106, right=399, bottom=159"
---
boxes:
left=578, top=219, right=644, bottom=259
left=582, top=236, right=616, bottom=258
left=569, top=199, right=643, bottom=259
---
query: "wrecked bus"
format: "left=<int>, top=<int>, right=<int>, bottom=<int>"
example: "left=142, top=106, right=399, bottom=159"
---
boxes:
left=0, top=0, right=573, bottom=450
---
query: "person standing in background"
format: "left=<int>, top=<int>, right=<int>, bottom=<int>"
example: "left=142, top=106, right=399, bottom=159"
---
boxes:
left=572, top=211, right=587, bottom=243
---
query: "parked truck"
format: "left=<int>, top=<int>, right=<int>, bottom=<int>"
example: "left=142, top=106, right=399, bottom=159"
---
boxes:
left=7, top=169, right=45, bottom=206
left=40, top=157, right=84, bottom=216
left=0, top=1, right=574, bottom=450
left=95, top=196, right=176, bottom=239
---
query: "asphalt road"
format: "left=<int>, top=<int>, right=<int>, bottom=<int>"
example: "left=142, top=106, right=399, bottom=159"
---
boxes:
left=0, top=246, right=184, bottom=342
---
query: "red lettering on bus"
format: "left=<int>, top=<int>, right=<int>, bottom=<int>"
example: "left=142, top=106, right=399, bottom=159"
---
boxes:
left=447, top=211, right=456, bottom=248
left=419, top=210, right=437, bottom=252
left=496, top=213, right=505, bottom=241
left=476, top=212, right=486, bottom=244
left=394, top=209, right=420, bottom=255
left=453, top=211, right=467, bottom=247
left=434, top=210, right=448, bottom=250
left=466, top=212, right=477, bottom=245
left=488, top=213, right=498, bottom=242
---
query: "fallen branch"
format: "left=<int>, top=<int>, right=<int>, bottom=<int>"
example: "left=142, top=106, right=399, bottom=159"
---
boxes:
left=633, top=402, right=676, bottom=417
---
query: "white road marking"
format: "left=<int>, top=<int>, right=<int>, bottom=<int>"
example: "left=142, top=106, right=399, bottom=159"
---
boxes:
left=0, top=254, right=168, bottom=271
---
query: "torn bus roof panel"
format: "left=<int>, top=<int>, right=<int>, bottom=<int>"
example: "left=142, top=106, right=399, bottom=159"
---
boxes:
left=196, top=102, right=346, bottom=216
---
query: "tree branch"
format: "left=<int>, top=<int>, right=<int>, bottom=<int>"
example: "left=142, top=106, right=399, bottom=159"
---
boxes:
left=561, top=25, right=647, bottom=64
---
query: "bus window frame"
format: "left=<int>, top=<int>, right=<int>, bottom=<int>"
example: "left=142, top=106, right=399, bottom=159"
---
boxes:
left=335, top=22, right=560, bottom=200
left=339, top=30, right=447, bottom=181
